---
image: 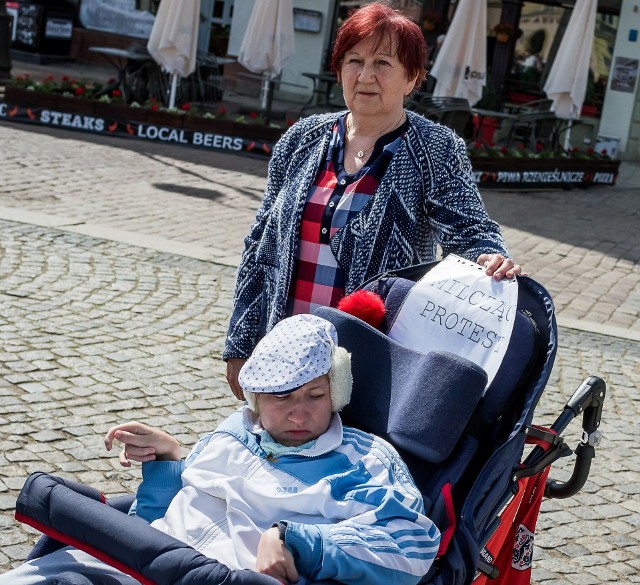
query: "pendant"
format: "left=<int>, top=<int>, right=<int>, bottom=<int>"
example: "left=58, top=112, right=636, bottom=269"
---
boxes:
left=357, top=150, right=364, bottom=158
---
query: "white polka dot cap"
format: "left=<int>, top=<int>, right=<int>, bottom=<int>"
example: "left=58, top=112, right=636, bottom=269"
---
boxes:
left=240, top=314, right=352, bottom=412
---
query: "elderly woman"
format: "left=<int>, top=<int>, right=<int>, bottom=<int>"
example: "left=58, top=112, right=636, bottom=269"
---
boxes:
left=225, top=2, right=522, bottom=398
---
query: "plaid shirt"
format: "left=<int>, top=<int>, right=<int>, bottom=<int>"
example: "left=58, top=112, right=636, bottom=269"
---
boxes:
left=287, top=115, right=408, bottom=315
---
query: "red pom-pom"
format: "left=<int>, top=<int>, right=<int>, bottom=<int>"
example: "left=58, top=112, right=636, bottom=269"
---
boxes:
left=337, top=290, right=386, bottom=329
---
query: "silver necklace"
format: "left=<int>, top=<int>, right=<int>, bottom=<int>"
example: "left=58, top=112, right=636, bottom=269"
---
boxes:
left=347, top=112, right=405, bottom=159
left=356, top=144, right=374, bottom=159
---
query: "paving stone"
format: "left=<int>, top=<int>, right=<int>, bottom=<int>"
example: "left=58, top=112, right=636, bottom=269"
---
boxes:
left=558, top=543, right=591, bottom=558
left=0, top=496, right=18, bottom=511
left=565, top=573, right=606, bottom=585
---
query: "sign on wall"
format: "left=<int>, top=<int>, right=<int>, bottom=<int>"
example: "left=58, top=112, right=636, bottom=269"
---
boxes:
left=79, top=0, right=155, bottom=39
left=611, top=56, right=639, bottom=93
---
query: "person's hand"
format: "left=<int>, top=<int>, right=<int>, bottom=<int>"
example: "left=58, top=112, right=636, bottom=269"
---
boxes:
left=226, top=358, right=247, bottom=401
left=256, top=527, right=298, bottom=584
left=476, top=254, right=525, bottom=281
left=104, top=421, right=181, bottom=467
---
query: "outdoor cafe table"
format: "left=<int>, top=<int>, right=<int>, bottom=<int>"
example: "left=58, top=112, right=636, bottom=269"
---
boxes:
left=89, top=46, right=153, bottom=103
left=300, top=72, right=343, bottom=114
left=90, top=47, right=233, bottom=106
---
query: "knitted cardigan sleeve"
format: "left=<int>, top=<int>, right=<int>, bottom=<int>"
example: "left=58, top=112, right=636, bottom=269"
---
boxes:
left=422, top=125, right=509, bottom=262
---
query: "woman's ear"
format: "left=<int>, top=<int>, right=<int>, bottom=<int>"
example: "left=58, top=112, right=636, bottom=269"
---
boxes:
left=405, top=73, right=419, bottom=96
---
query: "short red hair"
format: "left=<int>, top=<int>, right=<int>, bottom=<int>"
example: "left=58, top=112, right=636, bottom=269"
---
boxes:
left=331, top=2, right=427, bottom=92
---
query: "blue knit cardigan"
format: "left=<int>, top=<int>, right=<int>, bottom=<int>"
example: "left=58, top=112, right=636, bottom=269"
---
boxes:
left=223, top=110, right=509, bottom=359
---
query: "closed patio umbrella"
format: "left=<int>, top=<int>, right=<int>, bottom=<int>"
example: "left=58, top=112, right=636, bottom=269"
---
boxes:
left=238, top=0, right=295, bottom=118
left=147, top=0, right=201, bottom=109
left=543, top=0, right=597, bottom=121
left=430, top=0, right=487, bottom=107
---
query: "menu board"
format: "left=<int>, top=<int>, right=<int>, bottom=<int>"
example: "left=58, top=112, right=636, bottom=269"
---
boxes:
left=293, top=9, right=322, bottom=33
left=15, top=3, right=42, bottom=49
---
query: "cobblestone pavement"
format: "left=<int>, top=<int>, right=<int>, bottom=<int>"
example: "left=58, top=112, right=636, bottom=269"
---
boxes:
left=1, top=121, right=639, bottom=583
left=1, top=123, right=639, bottom=335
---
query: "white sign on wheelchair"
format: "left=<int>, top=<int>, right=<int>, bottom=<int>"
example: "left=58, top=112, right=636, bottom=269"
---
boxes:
left=388, top=255, right=519, bottom=390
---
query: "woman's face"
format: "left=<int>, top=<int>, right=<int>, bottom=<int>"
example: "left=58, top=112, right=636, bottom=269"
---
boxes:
left=257, top=375, right=333, bottom=447
left=339, top=35, right=417, bottom=119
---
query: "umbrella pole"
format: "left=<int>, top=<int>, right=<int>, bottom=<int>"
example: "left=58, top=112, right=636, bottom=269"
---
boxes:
left=563, top=120, right=573, bottom=151
left=169, top=73, right=179, bottom=109
left=260, top=77, right=274, bottom=122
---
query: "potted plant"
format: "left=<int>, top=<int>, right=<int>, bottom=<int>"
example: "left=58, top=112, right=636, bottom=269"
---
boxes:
left=494, top=23, right=515, bottom=43
left=2, top=72, right=287, bottom=153
left=182, top=105, right=236, bottom=134
left=466, top=142, right=621, bottom=189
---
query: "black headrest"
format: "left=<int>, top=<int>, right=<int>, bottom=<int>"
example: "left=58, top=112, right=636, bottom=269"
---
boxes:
left=315, top=307, right=487, bottom=463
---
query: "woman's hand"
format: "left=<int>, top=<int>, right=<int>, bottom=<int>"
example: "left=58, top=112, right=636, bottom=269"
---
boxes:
left=476, top=254, right=525, bottom=281
left=256, top=527, right=298, bottom=584
left=104, top=421, right=181, bottom=467
left=226, top=358, right=248, bottom=401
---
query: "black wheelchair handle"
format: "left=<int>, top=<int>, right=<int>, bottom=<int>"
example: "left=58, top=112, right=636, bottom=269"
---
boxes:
left=545, top=443, right=595, bottom=499
left=545, top=376, right=606, bottom=499
left=552, top=376, right=606, bottom=435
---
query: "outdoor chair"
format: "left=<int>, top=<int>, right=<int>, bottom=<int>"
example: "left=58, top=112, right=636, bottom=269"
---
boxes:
left=121, top=51, right=225, bottom=107
left=519, top=98, right=553, bottom=112
left=407, top=96, right=473, bottom=140
left=504, top=98, right=553, bottom=115
left=505, top=110, right=562, bottom=151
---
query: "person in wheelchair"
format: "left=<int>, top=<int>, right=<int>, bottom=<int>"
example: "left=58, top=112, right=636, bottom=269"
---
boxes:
left=3, top=314, right=439, bottom=585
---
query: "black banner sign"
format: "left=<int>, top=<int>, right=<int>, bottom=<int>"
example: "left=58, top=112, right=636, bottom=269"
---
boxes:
left=0, top=101, right=274, bottom=158
left=471, top=168, right=618, bottom=189
left=1, top=99, right=621, bottom=187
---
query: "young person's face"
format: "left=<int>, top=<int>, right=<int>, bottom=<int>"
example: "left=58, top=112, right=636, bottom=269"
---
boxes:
left=257, top=375, right=333, bottom=447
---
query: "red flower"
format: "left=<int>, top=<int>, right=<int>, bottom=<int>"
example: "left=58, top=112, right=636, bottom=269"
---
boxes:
left=474, top=141, right=483, bottom=149
left=287, top=118, right=295, bottom=127
left=535, top=143, right=543, bottom=153
left=217, top=106, right=227, bottom=114
left=249, top=111, right=258, bottom=119
left=587, top=147, right=594, bottom=155
left=150, top=103, right=159, bottom=111
left=500, top=146, right=508, bottom=154
left=74, top=86, right=86, bottom=96
left=112, top=89, right=122, bottom=98
left=601, top=149, right=608, bottom=155
left=45, top=75, right=55, bottom=81
left=180, top=103, right=191, bottom=111
left=62, top=75, right=69, bottom=81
